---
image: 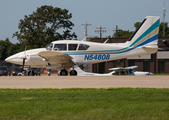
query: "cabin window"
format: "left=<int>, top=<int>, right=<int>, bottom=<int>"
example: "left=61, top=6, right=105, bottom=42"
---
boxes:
left=78, top=44, right=89, bottom=50
left=68, top=44, right=78, bottom=50
left=53, top=44, right=67, bottom=51
left=45, top=43, right=53, bottom=51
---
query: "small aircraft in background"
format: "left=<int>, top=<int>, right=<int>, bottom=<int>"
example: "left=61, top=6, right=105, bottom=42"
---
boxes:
left=69, top=66, right=153, bottom=76
left=5, top=16, right=160, bottom=76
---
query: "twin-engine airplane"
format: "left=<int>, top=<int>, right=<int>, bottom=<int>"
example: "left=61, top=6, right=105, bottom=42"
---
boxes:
left=5, top=16, right=160, bottom=76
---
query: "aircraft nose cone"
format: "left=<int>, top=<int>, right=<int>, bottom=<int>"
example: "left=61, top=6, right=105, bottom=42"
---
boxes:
left=5, top=55, right=22, bottom=65
left=5, top=57, right=11, bottom=62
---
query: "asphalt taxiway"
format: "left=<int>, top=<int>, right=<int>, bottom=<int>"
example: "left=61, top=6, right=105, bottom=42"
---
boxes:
left=0, top=75, right=169, bottom=89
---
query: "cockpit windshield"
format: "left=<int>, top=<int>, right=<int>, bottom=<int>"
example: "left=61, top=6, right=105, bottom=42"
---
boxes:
left=45, top=43, right=53, bottom=51
left=78, top=44, right=89, bottom=50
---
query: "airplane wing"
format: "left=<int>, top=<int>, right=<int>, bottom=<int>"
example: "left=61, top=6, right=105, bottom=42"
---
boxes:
left=108, top=66, right=138, bottom=71
left=125, top=66, right=138, bottom=69
left=38, top=51, right=76, bottom=67
left=108, top=67, right=125, bottom=71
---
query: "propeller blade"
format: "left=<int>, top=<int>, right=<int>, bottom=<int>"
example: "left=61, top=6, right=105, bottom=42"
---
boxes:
left=25, top=45, right=27, bottom=58
left=22, top=58, right=25, bottom=71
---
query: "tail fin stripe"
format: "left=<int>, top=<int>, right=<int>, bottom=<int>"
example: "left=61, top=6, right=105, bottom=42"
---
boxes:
left=136, top=34, right=158, bottom=47
left=133, top=27, right=159, bottom=47
left=130, top=19, right=160, bottom=47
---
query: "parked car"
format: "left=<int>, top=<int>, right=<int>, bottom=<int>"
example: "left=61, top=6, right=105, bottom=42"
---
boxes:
left=13, top=67, right=41, bottom=76
left=13, top=67, right=22, bottom=76
left=0, top=66, right=11, bottom=76
left=28, top=68, right=41, bottom=76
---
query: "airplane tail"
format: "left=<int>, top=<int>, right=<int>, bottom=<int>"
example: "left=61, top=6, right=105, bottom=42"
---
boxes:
left=126, top=16, right=160, bottom=50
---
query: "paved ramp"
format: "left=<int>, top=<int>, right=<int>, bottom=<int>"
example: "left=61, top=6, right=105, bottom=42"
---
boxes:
left=0, top=76, right=169, bottom=89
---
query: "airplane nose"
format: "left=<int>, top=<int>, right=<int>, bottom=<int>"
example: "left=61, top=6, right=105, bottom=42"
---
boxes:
left=5, top=56, right=15, bottom=63
left=5, top=55, right=22, bottom=65
left=5, top=57, right=11, bottom=62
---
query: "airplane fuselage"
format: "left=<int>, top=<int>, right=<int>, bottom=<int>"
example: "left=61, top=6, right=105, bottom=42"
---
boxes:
left=5, top=40, right=157, bottom=69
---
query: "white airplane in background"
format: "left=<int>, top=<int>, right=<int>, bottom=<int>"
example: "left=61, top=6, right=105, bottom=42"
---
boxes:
left=69, top=66, right=153, bottom=76
left=5, top=16, right=160, bottom=76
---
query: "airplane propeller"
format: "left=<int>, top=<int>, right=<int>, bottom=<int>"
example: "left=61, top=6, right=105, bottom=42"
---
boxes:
left=18, top=45, right=27, bottom=71
left=22, top=58, right=25, bottom=71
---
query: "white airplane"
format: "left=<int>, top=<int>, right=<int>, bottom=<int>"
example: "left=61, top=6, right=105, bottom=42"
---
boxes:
left=5, top=16, right=160, bottom=76
left=69, top=66, right=153, bottom=76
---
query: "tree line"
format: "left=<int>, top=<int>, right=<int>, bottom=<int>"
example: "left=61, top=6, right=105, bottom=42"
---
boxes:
left=109, top=22, right=169, bottom=38
left=0, top=5, right=169, bottom=61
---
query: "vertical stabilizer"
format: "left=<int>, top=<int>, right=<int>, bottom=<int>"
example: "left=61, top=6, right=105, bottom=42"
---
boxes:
left=126, top=16, right=160, bottom=48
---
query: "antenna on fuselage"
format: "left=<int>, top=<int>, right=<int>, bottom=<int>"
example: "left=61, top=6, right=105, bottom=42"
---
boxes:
left=103, top=38, right=109, bottom=44
left=82, top=36, right=87, bottom=41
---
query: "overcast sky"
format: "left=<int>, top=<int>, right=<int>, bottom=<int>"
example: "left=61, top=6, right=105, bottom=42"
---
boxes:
left=1, top=0, right=168, bottom=44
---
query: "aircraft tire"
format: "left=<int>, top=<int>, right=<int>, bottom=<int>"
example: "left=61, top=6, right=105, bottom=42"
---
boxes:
left=60, top=69, right=68, bottom=76
left=70, top=70, right=77, bottom=76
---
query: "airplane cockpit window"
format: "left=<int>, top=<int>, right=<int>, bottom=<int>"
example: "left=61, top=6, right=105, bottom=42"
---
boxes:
left=53, top=44, right=67, bottom=51
left=78, top=44, right=89, bottom=50
left=68, top=44, right=78, bottom=51
left=45, top=43, right=53, bottom=51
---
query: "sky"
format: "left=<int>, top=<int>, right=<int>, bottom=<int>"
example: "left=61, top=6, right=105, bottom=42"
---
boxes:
left=0, top=0, right=169, bottom=44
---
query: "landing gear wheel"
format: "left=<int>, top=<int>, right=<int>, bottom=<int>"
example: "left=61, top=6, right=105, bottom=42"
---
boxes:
left=70, top=70, right=77, bottom=76
left=60, top=69, right=68, bottom=76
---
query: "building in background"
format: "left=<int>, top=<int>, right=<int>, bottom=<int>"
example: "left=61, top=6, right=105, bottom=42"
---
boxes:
left=90, top=37, right=169, bottom=74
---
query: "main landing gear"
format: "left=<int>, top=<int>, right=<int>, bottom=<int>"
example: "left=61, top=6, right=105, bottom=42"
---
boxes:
left=59, top=69, right=68, bottom=76
left=57, top=64, right=77, bottom=76
left=70, top=70, right=77, bottom=76
left=59, top=69, right=77, bottom=76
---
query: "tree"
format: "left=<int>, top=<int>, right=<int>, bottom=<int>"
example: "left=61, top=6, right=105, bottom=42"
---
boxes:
left=0, top=40, right=12, bottom=61
left=13, top=5, right=77, bottom=48
left=112, top=29, right=134, bottom=38
left=7, top=43, right=25, bottom=57
left=134, top=22, right=141, bottom=30
left=159, top=22, right=169, bottom=37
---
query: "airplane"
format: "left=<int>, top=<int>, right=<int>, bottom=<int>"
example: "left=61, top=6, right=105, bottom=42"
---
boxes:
left=68, top=66, right=153, bottom=76
left=5, top=16, right=160, bottom=76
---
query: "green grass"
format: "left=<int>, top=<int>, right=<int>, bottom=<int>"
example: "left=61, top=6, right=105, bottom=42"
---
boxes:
left=154, top=73, right=169, bottom=75
left=0, top=88, right=169, bottom=120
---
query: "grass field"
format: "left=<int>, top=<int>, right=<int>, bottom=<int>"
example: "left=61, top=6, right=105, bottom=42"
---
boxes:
left=0, top=88, right=169, bottom=120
